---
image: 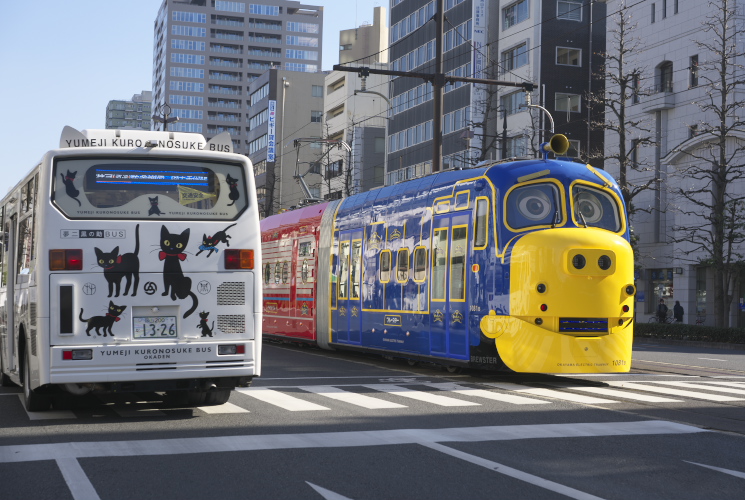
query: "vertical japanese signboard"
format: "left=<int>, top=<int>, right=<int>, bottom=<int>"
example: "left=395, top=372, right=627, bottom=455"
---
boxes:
left=267, top=99, right=277, bottom=162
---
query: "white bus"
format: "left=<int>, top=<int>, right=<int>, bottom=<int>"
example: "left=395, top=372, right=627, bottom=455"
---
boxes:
left=0, top=127, right=262, bottom=411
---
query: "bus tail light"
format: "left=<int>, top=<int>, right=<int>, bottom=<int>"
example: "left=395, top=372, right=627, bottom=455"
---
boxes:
left=62, top=349, right=93, bottom=360
left=50, top=249, right=83, bottom=270
left=224, top=249, right=254, bottom=269
left=218, top=344, right=245, bottom=355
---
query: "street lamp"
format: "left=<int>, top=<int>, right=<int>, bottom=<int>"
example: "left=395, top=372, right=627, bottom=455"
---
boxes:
left=152, top=104, right=179, bottom=131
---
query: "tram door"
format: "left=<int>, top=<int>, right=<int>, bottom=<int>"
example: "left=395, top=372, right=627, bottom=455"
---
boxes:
left=334, top=230, right=363, bottom=344
left=429, top=213, right=469, bottom=360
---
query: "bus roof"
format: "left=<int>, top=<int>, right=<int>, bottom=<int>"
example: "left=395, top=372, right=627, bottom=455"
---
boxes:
left=59, top=126, right=234, bottom=154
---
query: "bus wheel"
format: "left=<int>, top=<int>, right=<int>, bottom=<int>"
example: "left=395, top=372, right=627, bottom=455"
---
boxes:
left=23, top=351, right=51, bottom=411
left=165, top=389, right=206, bottom=407
left=203, top=389, right=231, bottom=406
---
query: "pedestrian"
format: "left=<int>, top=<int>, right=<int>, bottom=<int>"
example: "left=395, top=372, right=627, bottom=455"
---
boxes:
left=657, top=298, right=668, bottom=323
left=673, top=300, right=684, bottom=323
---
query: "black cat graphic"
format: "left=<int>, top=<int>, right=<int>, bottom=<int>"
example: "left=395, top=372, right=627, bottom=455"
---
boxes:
left=197, top=311, right=215, bottom=337
left=159, top=225, right=198, bottom=318
left=148, top=196, right=163, bottom=216
left=94, top=224, right=140, bottom=297
left=196, top=223, right=237, bottom=257
left=61, top=170, right=81, bottom=206
left=79, top=301, right=127, bottom=337
left=226, top=174, right=240, bottom=206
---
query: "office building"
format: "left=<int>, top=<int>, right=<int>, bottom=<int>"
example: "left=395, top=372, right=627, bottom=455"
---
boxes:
left=151, top=0, right=323, bottom=155
left=105, top=91, right=153, bottom=130
left=339, top=6, right=389, bottom=64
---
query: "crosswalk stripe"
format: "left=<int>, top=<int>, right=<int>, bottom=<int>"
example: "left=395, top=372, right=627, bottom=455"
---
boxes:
left=423, top=382, right=552, bottom=405
left=198, top=402, right=250, bottom=414
left=299, top=386, right=407, bottom=409
left=697, top=381, right=745, bottom=388
left=561, top=386, right=682, bottom=403
left=483, top=383, right=618, bottom=404
left=235, top=387, right=330, bottom=411
left=362, top=384, right=481, bottom=407
left=646, top=381, right=745, bottom=396
left=605, top=382, right=744, bottom=402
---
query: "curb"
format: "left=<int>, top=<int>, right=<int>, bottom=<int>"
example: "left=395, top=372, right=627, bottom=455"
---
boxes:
left=634, top=337, right=745, bottom=352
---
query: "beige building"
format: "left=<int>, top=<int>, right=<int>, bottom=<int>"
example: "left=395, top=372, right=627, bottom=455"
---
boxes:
left=338, top=7, right=388, bottom=65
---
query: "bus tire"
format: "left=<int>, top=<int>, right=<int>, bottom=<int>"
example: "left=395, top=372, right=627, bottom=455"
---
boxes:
left=202, top=389, right=231, bottom=406
left=165, top=389, right=206, bottom=407
left=23, top=350, right=51, bottom=412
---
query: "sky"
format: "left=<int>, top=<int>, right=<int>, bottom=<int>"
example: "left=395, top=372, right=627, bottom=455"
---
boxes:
left=0, top=0, right=383, bottom=196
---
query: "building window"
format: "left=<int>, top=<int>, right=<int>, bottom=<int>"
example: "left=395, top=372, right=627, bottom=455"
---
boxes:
left=689, top=55, right=699, bottom=88
left=632, top=74, right=640, bottom=104
left=556, top=47, right=581, bottom=66
left=505, top=136, right=528, bottom=158
left=688, top=124, right=698, bottom=139
left=650, top=268, right=673, bottom=314
left=501, top=43, right=528, bottom=72
left=311, top=110, right=322, bottom=122
left=503, top=0, right=529, bottom=30
left=555, top=93, right=581, bottom=113
left=651, top=3, right=656, bottom=23
left=658, top=61, right=673, bottom=93
left=566, top=140, right=580, bottom=158
left=557, top=0, right=582, bottom=21
left=312, top=85, right=323, bottom=97
left=674, top=0, right=679, bottom=14
left=662, top=0, right=667, bottom=18
left=500, top=91, right=526, bottom=116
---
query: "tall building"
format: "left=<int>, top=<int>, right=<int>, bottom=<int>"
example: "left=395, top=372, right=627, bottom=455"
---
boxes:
left=339, top=6, right=389, bottom=64
left=386, top=0, right=489, bottom=184
left=323, top=63, right=389, bottom=200
left=105, top=91, right=153, bottom=130
left=151, top=0, right=323, bottom=155
left=488, top=0, right=606, bottom=162
left=246, top=68, right=326, bottom=216
left=603, top=0, right=745, bottom=326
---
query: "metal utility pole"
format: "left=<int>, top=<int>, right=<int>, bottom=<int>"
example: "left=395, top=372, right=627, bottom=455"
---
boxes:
left=333, top=0, right=534, bottom=172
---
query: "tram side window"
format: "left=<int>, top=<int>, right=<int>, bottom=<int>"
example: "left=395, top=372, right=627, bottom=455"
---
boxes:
left=351, top=241, right=361, bottom=299
left=380, top=250, right=391, bottom=282
left=397, top=248, right=410, bottom=282
left=451, top=226, right=467, bottom=300
left=432, top=229, right=448, bottom=300
left=2, top=218, right=8, bottom=287
left=338, top=241, right=350, bottom=299
left=264, top=263, right=271, bottom=284
left=274, top=262, right=281, bottom=285
left=474, top=198, right=489, bottom=248
left=413, top=247, right=427, bottom=282
left=282, top=261, right=289, bottom=284
left=299, top=241, right=312, bottom=256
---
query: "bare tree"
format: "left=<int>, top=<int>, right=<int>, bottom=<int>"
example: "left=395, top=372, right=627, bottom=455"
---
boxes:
left=587, top=0, right=657, bottom=218
left=668, top=0, right=745, bottom=327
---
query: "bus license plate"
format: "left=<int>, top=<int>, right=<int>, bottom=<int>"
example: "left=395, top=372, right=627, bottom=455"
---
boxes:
left=133, top=316, right=178, bottom=339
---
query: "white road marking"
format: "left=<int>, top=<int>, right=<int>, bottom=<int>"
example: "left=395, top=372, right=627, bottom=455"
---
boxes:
left=423, top=382, right=551, bottom=405
left=697, top=358, right=727, bottom=362
left=56, top=458, right=101, bottom=500
left=235, top=387, right=330, bottom=411
left=559, top=386, right=682, bottom=403
left=0, top=421, right=705, bottom=464
left=646, top=381, right=745, bottom=396
left=605, top=382, right=744, bottom=402
left=198, top=402, right=250, bottom=414
left=422, top=442, right=606, bottom=500
left=362, top=384, right=480, bottom=407
left=300, top=386, right=407, bottom=409
left=110, top=406, right=167, bottom=418
left=483, top=383, right=618, bottom=404
left=17, top=395, right=76, bottom=420
left=684, top=461, right=745, bottom=480
left=306, top=482, right=355, bottom=500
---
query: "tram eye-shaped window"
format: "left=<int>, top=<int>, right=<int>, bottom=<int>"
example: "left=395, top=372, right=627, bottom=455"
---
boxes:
left=572, top=185, right=621, bottom=232
left=282, top=261, right=289, bottom=284
left=274, top=262, right=281, bottom=284
left=264, top=263, right=271, bottom=284
left=507, top=183, right=561, bottom=229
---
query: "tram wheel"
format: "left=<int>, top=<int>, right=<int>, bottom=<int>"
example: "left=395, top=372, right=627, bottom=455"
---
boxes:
left=406, top=359, right=418, bottom=367
left=445, top=365, right=462, bottom=374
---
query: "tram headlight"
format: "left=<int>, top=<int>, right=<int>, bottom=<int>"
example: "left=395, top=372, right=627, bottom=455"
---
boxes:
left=572, top=254, right=586, bottom=269
left=625, top=285, right=636, bottom=295
left=598, top=255, right=612, bottom=270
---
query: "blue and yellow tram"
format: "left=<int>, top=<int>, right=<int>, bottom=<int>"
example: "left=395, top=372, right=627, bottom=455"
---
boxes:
left=260, top=137, right=634, bottom=373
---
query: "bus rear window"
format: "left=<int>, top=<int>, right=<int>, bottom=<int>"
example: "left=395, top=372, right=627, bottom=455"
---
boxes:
left=53, top=158, right=247, bottom=220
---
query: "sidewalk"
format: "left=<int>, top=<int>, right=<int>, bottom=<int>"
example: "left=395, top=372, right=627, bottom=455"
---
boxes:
left=634, top=336, right=745, bottom=351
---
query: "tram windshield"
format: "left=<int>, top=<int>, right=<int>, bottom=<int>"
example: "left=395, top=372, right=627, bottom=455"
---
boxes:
left=571, top=184, right=622, bottom=232
left=506, top=183, right=561, bottom=230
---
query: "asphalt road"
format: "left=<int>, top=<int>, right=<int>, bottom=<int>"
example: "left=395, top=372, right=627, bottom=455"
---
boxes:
left=1, top=340, right=744, bottom=500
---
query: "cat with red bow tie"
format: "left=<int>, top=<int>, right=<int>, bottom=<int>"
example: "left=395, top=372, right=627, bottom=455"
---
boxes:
left=79, top=301, right=126, bottom=337
left=159, top=225, right=198, bottom=318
